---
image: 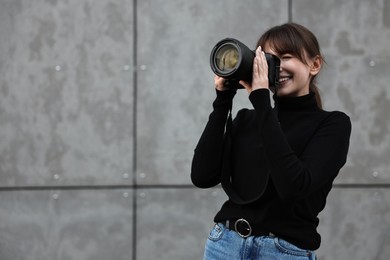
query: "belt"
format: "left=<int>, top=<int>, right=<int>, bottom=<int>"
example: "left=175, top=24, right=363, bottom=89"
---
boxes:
left=223, top=218, right=275, bottom=238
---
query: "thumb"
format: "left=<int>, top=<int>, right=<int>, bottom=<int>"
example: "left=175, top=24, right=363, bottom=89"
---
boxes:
left=239, top=80, right=252, bottom=93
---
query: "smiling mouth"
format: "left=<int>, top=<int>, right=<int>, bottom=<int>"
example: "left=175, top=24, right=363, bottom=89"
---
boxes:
left=279, top=75, right=292, bottom=85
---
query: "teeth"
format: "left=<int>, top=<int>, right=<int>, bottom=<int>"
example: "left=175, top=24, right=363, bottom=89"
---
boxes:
left=279, top=77, right=290, bottom=83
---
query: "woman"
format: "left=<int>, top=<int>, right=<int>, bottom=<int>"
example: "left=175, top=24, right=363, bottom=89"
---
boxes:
left=191, top=23, right=351, bottom=259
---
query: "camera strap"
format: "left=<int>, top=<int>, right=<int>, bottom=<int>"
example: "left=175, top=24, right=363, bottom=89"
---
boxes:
left=220, top=105, right=259, bottom=205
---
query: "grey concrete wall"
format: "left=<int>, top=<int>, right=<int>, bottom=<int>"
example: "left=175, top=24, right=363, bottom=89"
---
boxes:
left=0, top=0, right=389, bottom=259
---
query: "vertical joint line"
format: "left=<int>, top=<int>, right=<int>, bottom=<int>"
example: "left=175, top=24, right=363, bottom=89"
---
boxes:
left=132, top=0, right=138, bottom=260
left=288, top=0, right=293, bottom=22
left=132, top=0, right=138, bottom=187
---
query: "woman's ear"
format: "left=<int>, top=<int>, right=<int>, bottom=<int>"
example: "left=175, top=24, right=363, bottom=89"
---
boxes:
left=310, top=55, right=322, bottom=76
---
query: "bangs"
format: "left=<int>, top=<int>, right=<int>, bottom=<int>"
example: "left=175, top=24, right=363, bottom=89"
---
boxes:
left=257, top=23, right=315, bottom=65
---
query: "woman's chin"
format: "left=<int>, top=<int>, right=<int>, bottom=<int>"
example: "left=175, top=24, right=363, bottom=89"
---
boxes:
left=276, top=85, right=290, bottom=97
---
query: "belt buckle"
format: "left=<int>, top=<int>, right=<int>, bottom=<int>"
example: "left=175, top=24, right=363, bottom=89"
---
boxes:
left=234, top=218, right=252, bottom=238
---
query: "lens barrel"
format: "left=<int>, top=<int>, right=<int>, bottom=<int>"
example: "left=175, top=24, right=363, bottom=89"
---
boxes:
left=210, top=38, right=280, bottom=89
left=210, top=38, right=254, bottom=83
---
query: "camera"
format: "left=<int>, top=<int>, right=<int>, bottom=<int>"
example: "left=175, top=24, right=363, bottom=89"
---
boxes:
left=210, top=38, right=280, bottom=89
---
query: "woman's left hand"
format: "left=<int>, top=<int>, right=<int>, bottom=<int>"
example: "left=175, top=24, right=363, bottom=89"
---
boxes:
left=240, top=46, right=269, bottom=94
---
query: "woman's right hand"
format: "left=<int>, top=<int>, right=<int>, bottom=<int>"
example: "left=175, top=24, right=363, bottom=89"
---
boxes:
left=214, top=75, right=229, bottom=91
left=240, top=46, right=269, bottom=94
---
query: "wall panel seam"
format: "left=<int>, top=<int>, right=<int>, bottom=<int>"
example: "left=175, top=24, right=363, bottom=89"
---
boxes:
left=1, top=184, right=390, bottom=192
left=132, top=0, right=139, bottom=259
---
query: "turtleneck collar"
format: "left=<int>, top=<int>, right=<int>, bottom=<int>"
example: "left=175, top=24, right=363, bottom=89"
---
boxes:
left=275, top=92, right=319, bottom=112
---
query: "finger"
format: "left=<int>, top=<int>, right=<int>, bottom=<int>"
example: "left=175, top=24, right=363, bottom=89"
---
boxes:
left=239, top=80, right=251, bottom=88
left=256, top=46, right=262, bottom=54
left=256, top=46, right=264, bottom=58
left=253, top=56, right=259, bottom=72
left=255, top=48, right=266, bottom=66
left=239, top=80, right=252, bottom=93
left=258, top=50, right=268, bottom=71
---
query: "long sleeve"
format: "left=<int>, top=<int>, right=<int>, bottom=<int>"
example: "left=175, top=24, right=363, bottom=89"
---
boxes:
left=249, top=89, right=351, bottom=202
left=191, top=89, right=236, bottom=188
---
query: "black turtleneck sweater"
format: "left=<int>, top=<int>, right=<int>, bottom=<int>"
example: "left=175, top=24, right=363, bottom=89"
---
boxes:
left=191, top=88, right=351, bottom=250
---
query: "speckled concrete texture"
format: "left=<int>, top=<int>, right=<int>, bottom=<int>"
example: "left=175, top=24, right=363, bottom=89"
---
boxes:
left=0, top=0, right=388, bottom=259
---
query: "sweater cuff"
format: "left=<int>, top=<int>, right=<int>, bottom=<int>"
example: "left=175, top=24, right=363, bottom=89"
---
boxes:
left=249, top=89, right=272, bottom=110
left=213, top=89, right=237, bottom=108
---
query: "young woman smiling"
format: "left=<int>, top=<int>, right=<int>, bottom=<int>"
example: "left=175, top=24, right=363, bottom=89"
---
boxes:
left=191, top=23, right=351, bottom=259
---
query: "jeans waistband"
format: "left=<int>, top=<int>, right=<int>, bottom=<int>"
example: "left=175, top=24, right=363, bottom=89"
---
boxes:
left=222, top=218, right=275, bottom=238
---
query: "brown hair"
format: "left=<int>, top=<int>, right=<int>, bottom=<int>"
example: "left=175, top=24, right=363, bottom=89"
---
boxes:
left=257, top=23, right=324, bottom=108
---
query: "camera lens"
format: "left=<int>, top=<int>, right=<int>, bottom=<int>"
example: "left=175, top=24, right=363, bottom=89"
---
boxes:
left=210, top=38, right=252, bottom=82
left=210, top=38, right=280, bottom=89
left=214, top=44, right=239, bottom=72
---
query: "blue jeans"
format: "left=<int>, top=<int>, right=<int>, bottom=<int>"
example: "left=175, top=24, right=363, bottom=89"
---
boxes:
left=203, top=223, right=316, bottom=260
